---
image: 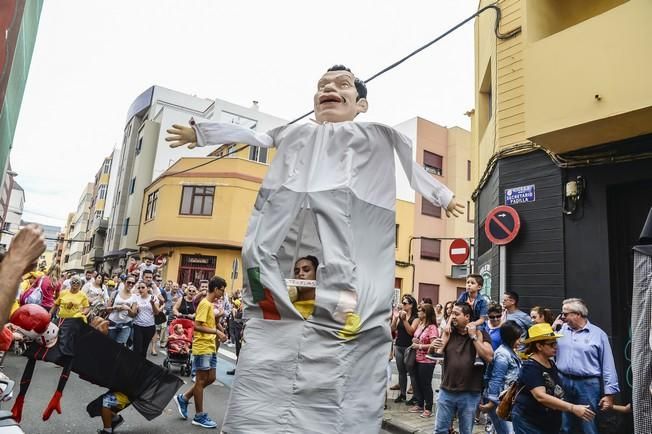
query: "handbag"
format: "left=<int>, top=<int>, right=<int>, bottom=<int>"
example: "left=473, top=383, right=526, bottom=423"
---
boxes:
left=154, top=311, right=167, bottom=325
left=403, top=347, right=416, bottom=372
left=496, top=381, right=525, bottom=420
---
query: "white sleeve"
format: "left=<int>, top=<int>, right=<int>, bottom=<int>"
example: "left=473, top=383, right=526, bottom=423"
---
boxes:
left=391, top=128, right=454, bottom=209
left=192, top=121, right=275, bottom=148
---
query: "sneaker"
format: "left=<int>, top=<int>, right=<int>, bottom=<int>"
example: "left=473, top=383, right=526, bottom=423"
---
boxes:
left=393, top=394, right=405, bottom=403
left=192, top=412, right=218, bottom=429
left=175, top=394, right=188, bottom=420
left=405, top=398, right=417, bottom=406
left=389, top=383, right=400, bottom=391
left=420, top=409, right=433, bottom=418
left=112, top=414, right=124, bottom=430
left=474, top=357, right=484, bottom=367
left=408, top=405, right=423, bottom=413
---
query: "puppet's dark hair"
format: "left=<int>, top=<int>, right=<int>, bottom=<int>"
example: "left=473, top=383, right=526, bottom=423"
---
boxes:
left=327, top=65, right=367, bottom=100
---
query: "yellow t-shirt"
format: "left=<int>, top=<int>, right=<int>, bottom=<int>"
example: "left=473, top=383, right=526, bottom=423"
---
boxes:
left=193, top=298, right=216, bottom=356
left=55, top=290, right=89, bottom=319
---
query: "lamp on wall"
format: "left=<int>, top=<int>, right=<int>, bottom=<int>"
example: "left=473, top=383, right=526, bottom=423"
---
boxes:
left=563, top=176, right=585, bottom=215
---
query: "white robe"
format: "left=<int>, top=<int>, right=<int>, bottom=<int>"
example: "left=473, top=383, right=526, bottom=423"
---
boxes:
left=194, top=120, right=453, bottom=434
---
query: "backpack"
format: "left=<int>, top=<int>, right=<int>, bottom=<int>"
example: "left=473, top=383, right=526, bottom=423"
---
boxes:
left=21, top=277, right=44, bottom=306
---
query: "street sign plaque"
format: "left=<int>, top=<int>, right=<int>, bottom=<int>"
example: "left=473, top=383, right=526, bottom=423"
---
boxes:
left=484, top=205, right=521, bottom=245
left=449, top=238, right=470, bottom=265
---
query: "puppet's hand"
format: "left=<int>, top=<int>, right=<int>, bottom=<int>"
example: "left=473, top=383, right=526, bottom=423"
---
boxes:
left=166, top=124, right=198, bottom=149
left=445, top=199, right=465, bottom=218
left=42, top=390, right=62, bottom=420
left=11, top=395, right=24, bottom=422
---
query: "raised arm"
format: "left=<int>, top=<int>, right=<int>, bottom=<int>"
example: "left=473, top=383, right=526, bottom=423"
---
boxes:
left=166, top=120, right=277, bottom=149
left=391, top=128, right=464, bottom=217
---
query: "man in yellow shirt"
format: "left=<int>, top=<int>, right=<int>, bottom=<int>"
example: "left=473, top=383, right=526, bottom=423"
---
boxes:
left=175, top=276, right=227, bottom=429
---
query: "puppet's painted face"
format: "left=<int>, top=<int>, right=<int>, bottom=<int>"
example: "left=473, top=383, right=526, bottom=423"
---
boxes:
left=313, top=70, right=367, bottom=124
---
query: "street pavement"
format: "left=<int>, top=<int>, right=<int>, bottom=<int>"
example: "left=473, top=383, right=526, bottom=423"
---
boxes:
left=1, top=343, right=394, bottom=433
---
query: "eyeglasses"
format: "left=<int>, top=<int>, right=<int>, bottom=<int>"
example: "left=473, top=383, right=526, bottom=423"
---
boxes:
left=488, top=315, right=501, bottom=320
left=126, top=281, right=135, bottom=285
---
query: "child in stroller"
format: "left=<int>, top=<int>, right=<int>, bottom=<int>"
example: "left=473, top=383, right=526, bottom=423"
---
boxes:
left=163, top=318, right=193, bottom=376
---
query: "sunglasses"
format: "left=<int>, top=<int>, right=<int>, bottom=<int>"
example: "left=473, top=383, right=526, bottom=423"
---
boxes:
left=126, top=281, right=135, bottom=285
left=541, top=341, right=558, bottom=347
left=488, top=315, right=501, bottom=320
left=402, top=301, right=411, bottom=305
left=560, top=311, right=577, bottom=318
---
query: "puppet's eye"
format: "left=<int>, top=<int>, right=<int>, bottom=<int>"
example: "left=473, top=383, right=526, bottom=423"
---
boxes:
left=341, top=82, right=350, bottom=88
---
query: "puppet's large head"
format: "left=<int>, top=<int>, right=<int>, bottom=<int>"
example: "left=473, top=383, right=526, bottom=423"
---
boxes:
left=9, top=304, right=58, bottom=347
left=314, top=65, right=368, bottom=124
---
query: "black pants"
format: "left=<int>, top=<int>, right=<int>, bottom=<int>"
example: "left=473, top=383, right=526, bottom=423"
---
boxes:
left=414, top=362, right=435, bottom=411
left=133, top=324, right=156, bottom=358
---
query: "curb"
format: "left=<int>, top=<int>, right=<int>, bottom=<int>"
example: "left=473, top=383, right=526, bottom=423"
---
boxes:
left=382, top=417, right=421, bottom=434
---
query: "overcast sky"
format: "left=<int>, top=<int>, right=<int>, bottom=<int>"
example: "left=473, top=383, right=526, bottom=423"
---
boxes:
left=12, top=0, right=476, bottom=228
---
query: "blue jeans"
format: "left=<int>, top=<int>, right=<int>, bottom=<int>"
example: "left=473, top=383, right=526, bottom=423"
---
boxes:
left=487, top=407, right=513, bottom=434
left=559, top=375, right=601, bottom=434
left=433, top=389, right=481, bottom=434
left=108, top=322, right=132, bottom=345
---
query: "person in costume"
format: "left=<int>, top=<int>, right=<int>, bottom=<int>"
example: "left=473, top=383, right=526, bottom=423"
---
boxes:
left=166, top=65, right=463, bottom=433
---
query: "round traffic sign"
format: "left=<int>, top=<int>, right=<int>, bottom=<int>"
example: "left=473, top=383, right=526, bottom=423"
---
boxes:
left=484, top=205, right=521, bottom=245
left=449, top=239, right=470, bottom=264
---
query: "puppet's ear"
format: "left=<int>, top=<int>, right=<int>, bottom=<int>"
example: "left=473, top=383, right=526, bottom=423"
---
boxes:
left=355, top=98, right=368, bottom=116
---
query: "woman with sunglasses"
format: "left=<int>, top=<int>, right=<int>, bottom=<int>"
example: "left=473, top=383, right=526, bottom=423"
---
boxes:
left=173, top=285, right=197, bottom=320
left=132, top=282, right=162, bottom=357
left=106, top=277, right=138, bottom=345
left=511, top=323, right=595, bottom=434
left=390, top=294, right=419, bottom=403
left=50, top=276, right=90, bottom=320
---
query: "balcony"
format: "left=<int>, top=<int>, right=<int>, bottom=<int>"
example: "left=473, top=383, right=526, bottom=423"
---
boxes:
left=524, top=0, right=652, bottom=153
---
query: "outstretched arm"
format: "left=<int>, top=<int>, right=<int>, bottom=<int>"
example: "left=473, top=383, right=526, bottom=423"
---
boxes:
left=166, top=120, right=277, bottom=149
left=391, top=129, right=464, bottom=217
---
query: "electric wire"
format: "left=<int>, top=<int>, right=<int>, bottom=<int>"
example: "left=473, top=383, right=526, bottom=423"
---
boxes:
left=165, top=4, right=520, bottom=178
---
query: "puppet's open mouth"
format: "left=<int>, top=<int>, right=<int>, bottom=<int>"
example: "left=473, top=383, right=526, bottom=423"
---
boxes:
left=319, top=95, right=342, bottom=105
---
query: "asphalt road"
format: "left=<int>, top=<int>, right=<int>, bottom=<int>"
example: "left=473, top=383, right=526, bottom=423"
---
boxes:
left=1, top=346, right=393, bottom=434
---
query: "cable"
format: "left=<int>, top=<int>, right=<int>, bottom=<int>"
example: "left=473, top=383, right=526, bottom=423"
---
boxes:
left=166, top=3, right=521, bottom=178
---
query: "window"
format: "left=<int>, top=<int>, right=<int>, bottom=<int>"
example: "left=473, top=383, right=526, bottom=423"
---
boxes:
left=467, top=160, right=471, bottom=181
left=145, top=190, right=159, bottom=221
left=64, top=255, right=69, bottom=264
left=421, top=198, right=442, bottom=218
left=394, top=277, right=403, bottom=290
left=103, top=159, right=111, bottom=174
left=395, top=224, right=399, bottom=248
left=423, top=151, right=443, bottom=176
left=467, top=200, right=474, bottom=223
left=420, top=238, right=441, bottom=261
left=98, top=185, right=107, bottom=200
left=248, top=146, right=268, bottom=164
left=129, top=177, right=136, bottom=195
left=123, top=218, right=129, bottom=236
left=135, top=137, right=143, bottom=156
left=94, top=210, right=103, bottom=221
left=418, top=283, right=440, bottom=304
left=180, top=186, right=215, bottom=216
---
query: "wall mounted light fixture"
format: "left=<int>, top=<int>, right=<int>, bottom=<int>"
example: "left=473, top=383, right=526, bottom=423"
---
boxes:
left=563, top=176, right=585, bottom=215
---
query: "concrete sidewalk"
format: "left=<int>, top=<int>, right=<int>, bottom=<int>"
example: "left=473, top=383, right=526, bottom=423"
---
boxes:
left=382, top=362, right=487, bottom=434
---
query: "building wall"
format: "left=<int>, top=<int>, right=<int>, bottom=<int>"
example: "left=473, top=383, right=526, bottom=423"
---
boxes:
left=0, top=183, right=24, bottom=250
left=64, top=183, right=93, bottom=272
left=0, top=1, right=44, bottom=179
left=394, top=199, right=414, bottom=299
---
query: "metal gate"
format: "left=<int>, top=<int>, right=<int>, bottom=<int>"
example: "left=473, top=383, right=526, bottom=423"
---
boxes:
left=177, top=254, right=217, bottom=286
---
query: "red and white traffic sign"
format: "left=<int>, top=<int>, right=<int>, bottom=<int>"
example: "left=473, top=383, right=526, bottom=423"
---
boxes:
left=484, top=205, right=521, bottom=245
left=449, top=238, right=470, bottom=264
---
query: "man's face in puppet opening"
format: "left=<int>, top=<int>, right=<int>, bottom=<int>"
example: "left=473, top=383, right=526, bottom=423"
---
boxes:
left=313, top=70, right=368, bottom=124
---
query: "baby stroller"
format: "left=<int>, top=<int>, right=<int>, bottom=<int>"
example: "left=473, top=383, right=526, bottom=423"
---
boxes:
left=163, top=318, right=193, bottom=376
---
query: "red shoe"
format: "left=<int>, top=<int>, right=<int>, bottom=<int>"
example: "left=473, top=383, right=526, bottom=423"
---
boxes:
left=407, top=405, right=423, bottom=413
left=420, top=409, right=433, bottom=418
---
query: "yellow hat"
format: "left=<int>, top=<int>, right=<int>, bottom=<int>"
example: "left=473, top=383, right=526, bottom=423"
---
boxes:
left=523, top=323, right=563, bottom=344
left=107, top=280, right=116, bottom=287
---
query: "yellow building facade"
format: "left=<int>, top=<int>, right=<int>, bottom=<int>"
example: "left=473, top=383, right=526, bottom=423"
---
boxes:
left=472, top=0, right=652, bottom=413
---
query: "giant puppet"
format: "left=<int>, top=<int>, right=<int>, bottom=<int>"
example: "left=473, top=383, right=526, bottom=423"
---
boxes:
left=167, top=65, right=464, bottom=433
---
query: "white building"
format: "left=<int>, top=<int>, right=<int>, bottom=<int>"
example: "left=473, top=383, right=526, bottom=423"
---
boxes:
left=62, top=183, right=94, bottom=272
left=103, top=85, right=286, bottom=272
left=0, top=181, right=24, bottom=252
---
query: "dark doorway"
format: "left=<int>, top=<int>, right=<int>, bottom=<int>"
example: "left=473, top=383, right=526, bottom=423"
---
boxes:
left=607, top=179, right=652, bottom=406
left=178, top=254, right=217, bottom=286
